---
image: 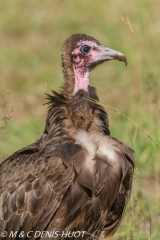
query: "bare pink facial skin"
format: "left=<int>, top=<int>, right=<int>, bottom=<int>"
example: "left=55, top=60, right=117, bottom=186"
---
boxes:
left=71, top=40, right=125, bottom=95
left=71, top=40, right=101, bottom=95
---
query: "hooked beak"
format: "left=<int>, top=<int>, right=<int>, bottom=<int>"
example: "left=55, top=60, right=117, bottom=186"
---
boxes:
left=93, top=45, right=128, bottom=66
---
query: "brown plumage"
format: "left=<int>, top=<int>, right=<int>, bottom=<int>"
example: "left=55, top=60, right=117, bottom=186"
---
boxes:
left=0, top=34, right=134, bottom=240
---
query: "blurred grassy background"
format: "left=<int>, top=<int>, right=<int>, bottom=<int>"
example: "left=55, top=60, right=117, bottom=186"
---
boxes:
left=0, top=0, right=159, bottom=239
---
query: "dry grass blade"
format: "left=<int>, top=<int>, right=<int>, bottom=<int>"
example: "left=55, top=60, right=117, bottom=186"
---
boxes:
left=122, top=16, right=134, bottom=35
left=86, top=97, right=160, bottom=149
left=145, top=204, right=152, bottom=239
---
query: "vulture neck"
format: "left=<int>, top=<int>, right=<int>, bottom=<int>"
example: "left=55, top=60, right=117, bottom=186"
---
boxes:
left=62, top=54, right=90, bottom=99
left=62, top=66, right=91, bottom=99
left=72, top=67, right=89, bottom=95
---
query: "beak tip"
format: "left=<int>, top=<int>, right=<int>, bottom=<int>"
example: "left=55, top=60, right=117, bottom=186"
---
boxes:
left=113, top=52, right=128, bottom=67
left=120, top=55, right=128, bottom=67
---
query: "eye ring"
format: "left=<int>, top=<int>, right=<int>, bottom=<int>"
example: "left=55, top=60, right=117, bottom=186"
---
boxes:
left=80, top=45, right=91, bottom=55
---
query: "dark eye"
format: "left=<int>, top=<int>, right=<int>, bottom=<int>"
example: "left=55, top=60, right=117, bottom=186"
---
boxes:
left=80, top=45, right=91, bottom=55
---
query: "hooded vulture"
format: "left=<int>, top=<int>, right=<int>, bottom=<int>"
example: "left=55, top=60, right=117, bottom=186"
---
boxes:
left=0, top=34, right=134, bottom=240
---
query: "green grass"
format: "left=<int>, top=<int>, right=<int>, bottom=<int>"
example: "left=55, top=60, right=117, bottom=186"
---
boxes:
left=0, top=0, right=160, bottom=239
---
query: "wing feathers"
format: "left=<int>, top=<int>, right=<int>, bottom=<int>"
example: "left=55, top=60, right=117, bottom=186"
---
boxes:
left=77, top=169, right=95, bottom=193
left=60, top=143, right=82, bottom=167
left=0, top=139, right=76, bottom=235
left=16, top=190, right=25, bottom=210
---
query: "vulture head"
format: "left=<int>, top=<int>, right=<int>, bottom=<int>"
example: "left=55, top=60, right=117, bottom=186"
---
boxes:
left=61, top=34, right=127, bottom=98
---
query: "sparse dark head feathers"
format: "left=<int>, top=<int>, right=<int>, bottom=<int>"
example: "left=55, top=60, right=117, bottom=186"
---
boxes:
left=62, top=34, right=100, bottom=56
